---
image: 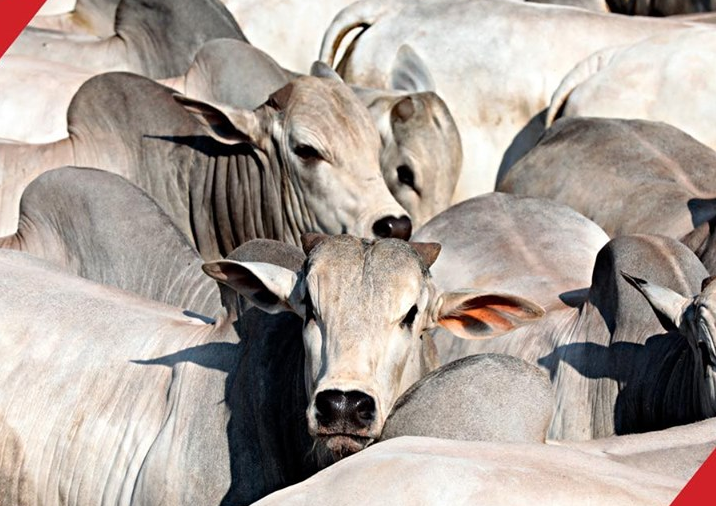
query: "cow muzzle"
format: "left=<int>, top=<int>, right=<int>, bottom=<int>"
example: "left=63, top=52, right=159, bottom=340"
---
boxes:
left=372, top=215, right=412, bottom=240
left=311, top=389, right=378, bottom=459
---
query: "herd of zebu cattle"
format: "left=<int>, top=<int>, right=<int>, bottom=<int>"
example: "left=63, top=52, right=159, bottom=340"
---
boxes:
left=0, top=0, right=715, bottom=504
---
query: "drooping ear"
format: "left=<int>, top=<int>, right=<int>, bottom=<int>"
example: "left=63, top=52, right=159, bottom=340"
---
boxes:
left=621, top=271, right=690, bottom=332
left=409, top=242, right=441, bottom=268
left=390, top=44, right=435, bottom=92
left=310, top=61, right=344, bottom=82
left=173, top=93, right=262, bottom=146
left=435, top=291, right=545, bottom=340
left=301, top=233, right=330, bottom=256
left=203, top=260, right=300, bottom=315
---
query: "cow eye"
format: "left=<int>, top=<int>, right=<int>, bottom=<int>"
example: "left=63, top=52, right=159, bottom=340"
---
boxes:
left=401, top=305, right=418, bottom=328
left=293, top=144, right=323, bottom=161
left=397, top=164, right=416, bottom=189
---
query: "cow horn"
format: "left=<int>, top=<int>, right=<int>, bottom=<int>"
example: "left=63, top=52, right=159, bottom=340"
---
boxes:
left=301, top=233, right=330, bottom=256
left=409, top=242, right=442, bottom=268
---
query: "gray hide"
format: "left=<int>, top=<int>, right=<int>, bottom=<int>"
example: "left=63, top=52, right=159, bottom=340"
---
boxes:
left=8, top=0, right=245, bottom=78
left=0, top=234, right=529, bottom=504
left=412, top=192, right=609, bottom=315
left=0, top=166, right=221, bottom=316
left=498, top=117, right=716, bottom=239
left=379, top=354, right=554, bottom=443
left=432, top=233, right=713, bottom=440
left=0, top=245, right=311, bottom=506
left=180, top=39, right=461, bottom=227
left=0, top=71, right=409, bottom=256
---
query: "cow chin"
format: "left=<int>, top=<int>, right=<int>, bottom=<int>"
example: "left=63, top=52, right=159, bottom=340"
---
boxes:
left=319, top=434, right=373, bottom=461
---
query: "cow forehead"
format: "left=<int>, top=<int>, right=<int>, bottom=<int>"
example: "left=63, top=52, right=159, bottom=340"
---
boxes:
left=305, top=237, right=426, bottom=306
left=283, top=77, right=380, bottom=149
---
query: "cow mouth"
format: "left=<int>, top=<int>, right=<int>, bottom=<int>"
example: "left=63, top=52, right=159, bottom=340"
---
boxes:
left=316, top=433, right=373, bottom=460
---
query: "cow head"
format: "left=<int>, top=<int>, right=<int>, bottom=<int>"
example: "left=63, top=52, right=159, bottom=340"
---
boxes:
left=623, top=272, right=716, bottom=371
left=361, top=91, right=462, bottom=227
left=174, top=71, right=412, bottom=242
left=203, top=234, right=544, bottom=461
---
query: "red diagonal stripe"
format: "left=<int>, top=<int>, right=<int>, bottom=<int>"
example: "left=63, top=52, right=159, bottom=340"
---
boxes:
left=670, top=447, right=716, bottom=506
left=0, top=0, right=48, bottom=58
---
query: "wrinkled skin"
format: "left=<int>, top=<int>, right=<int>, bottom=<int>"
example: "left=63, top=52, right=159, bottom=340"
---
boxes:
left=0, top=72, right=409, bottom=256
left=205, top=235, right=544, bottom=459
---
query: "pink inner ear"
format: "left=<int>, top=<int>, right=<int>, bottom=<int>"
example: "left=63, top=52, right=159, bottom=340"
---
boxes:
left=462, top=307, right=513, bottom=330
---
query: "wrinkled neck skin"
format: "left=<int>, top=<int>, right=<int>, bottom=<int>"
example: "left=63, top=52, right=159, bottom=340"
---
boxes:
left=187, top=142, right=318, bottom=259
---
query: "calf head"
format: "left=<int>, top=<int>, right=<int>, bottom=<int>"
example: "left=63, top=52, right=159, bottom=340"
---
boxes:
left=174, top=70, right=411, bottom=242
left=204, top=234, right=544, bottom=461
left=623, top=272, right=716, bottom=371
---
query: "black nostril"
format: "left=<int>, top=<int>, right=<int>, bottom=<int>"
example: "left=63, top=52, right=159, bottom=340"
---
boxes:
left=372, top=215, right=413, bottom=240
left=315, top=390, right=376, bottom=429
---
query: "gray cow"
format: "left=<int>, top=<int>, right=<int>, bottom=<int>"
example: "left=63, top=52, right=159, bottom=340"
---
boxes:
left=8, top=0, right=246, bottom=79
left=0, top=70, right=410, bottom=256
left=0, top=166, right=221, bottom=316
left=497, top=117, right=716, bottom=239
left=0, top=233, right=542, bottom=505
left=433, top=233, right=714, bottom=440
left=379, top=354, right=554, bottom=443
left=176, top=39, right=462, bottom=227
left=413, top=193, right=716, bottom=439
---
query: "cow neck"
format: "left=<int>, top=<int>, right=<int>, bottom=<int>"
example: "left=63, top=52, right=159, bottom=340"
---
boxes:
left=189, top=142, right=319, bottom=259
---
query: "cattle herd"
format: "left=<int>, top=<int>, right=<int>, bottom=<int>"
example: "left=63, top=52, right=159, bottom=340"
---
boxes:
left=0, top=0, right=715, bottom=504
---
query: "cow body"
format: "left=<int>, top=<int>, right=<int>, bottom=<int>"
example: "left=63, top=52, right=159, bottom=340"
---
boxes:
left=433, top=234, right=713, bottom=440
left=320, top=0, right=691, bottom=199
left=9, top=0, right=245, bottom=79
left=0, top=71, right=409, bottom=255
left=251, top=436, right=683, bottom=506
left=498, top=117, right=716, bottom=238
left=547, top=28, right=716, bottom=153
left=0, top=167, right=221, bottom=316
left=379, top=354, right=554, bottom=443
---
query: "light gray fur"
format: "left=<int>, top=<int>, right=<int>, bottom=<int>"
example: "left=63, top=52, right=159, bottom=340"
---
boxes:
left=379, top=354, right=554, bottom=443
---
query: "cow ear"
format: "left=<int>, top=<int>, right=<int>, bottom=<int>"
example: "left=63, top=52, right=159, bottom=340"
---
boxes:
left=621, top=272, right=689, bottom=332
left=310, top=61, right=344, bottom=82
left=390, top=44, right=435, bottom=92
left=174, top=93, right=262, bottom=147
left=435, top=291, right=545, bottom=340
left=203, top=260, right=300, bottom=315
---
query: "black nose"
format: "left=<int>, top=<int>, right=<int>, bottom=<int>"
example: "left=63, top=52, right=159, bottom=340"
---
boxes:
left=372, top=215, right=412, bottom=240
left=315, top=390, right=376, bottom=430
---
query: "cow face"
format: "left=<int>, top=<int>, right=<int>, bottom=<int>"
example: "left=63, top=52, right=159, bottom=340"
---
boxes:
left=174, top=73, right=412, bottom=241
left=623, top=273, right=716, bottom=369
left=203, top=235, right=544, bottom=461
left=369, top=92, right=462, bottom=227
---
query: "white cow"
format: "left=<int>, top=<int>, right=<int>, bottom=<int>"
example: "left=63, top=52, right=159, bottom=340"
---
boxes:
left=547, top=27, right=716, bottom=152
left=252, top=436, right=684, bottom=506
left=320, top=0, right=693, bottom=199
